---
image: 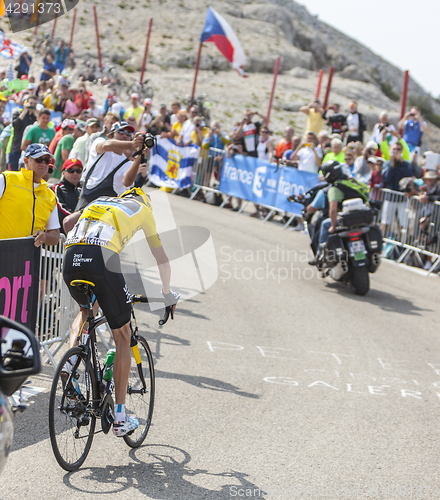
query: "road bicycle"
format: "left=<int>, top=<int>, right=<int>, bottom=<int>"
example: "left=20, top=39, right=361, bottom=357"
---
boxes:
left=48, top=279, right=174, bottom=471
left=124, top=79, right=155, bottom=101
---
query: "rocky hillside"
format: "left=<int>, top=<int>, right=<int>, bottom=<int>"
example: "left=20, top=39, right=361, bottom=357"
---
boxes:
left=2, top=0, right=440, bottom=150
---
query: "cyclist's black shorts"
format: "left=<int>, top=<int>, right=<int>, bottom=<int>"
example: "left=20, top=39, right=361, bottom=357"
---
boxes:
left=63, top=245, right=131, bottom=330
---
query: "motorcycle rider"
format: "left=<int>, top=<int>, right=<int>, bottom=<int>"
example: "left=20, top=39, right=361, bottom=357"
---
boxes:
left=310, top=160, right=369, bottom=265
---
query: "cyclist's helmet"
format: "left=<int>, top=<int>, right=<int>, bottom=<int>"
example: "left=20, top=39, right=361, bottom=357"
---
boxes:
left=321, top=160, right=344, bottom=184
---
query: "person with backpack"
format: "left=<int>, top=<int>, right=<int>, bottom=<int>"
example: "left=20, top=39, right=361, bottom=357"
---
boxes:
left=316, top=160, right=370, bottom=252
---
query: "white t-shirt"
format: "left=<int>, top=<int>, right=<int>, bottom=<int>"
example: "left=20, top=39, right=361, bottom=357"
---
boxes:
left=0, top=174, right=59, bottom=230
left=139, top=111, right=157, bottom=132
left=347, top=113, right=359, bottom=135
left=180, top=120, right=195, bottom=143
left=297, top=147, right=321, bottom=173
left=83, top=141, right=133, bottom=196
left=69, top=134, right=88, bottom=163
left=88, top=105, right=104, bottom=120
left=370, top=124, right=397, bottom=146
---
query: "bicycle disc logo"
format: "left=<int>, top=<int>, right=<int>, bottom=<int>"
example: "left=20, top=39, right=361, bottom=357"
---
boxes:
left=5, top=0, right=80, bottom=33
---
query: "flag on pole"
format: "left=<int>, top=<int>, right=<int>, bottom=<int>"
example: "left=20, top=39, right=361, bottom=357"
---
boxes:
left=0, top=32, right=24, bottom=59
left=6, top=61, right=13, bottom=80
left=200, top=7, right=247, bottom=77
left=149, top=138, right=200, bottom=189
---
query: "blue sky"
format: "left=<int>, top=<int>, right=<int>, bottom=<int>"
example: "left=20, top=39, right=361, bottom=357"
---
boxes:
left=298, top=0, right=439, bottom=97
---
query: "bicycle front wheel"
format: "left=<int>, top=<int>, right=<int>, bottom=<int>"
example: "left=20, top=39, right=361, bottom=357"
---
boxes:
left=123, top=335, right=155, bottom=447
left=49, top=347, right=97, bottom=471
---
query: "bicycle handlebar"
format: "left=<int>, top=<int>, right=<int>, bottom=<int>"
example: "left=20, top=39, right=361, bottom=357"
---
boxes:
left=130, top=295, right=176, bottom=325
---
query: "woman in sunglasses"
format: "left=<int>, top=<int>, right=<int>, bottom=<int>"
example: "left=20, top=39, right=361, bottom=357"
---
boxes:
left=52, top=158, right=84, bottom=234
left=0, top=143, right=60, bottom=246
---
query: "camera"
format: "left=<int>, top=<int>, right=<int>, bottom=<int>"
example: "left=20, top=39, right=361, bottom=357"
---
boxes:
left=232, top=144, right=240, bottom=152
left=142, top=133, right=157, bottom=149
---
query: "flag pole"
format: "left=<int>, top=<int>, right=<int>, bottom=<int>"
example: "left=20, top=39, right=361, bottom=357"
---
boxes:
left=399, top=70, right=409, bottom=135
left=266, top=56, right=281, bottom=126
left=140, top=18, right=153, bottom=85
left=190, top=42, right=203, bottom=109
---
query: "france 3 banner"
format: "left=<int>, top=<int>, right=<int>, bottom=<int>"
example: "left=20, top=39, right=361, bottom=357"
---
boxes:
left=0, top=237, right=40, bottom=331
left=149, top=138, right=200, bottom=189
left=218, top=154, right=319, bottom=214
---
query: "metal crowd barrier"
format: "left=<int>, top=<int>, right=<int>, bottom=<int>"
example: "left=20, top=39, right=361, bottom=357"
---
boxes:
left=190, top=147, right=225, bottom=200
left=36, top=234, right=77, bottom=366
left=374, top=188, right=440, bottom=274
left=36, top=235, right=111, bottom=367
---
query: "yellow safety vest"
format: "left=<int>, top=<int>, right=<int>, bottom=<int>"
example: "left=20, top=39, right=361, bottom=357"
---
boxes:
left=0, top=168, right=56, bottom=239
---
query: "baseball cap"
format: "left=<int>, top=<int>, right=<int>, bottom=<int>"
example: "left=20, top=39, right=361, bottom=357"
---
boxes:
left=75, top=121, right=86, bottom=133
left=88, top=96, right=95, bottom=103
left=62, top=158, right=83, bottom=171
left=131, top=92, right=139, bottom=99
left=367, top=157, right=377, bottom=164
left=143, top=98, right=152, bottom=106
left=61, top=119, right=76, bottom=129
left=366, top=141, right=379, bottom=151
left=109, top=121, right=135, bottom=135
left=25, top=143, right=53, bottom=159
left=85, top=117, right=99, bottom=127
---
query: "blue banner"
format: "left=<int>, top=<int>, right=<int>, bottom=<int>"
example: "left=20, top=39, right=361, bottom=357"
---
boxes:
left=50, top=111, right=63, bottom=128
left=219, top=155, right=319, bottom=215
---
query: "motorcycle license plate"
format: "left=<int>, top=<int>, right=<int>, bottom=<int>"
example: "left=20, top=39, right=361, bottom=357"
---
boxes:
left=349, top=241, right=366, bottom=260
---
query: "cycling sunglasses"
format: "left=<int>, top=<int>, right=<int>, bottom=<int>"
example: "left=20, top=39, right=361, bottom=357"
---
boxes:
left=34, top=156, right=52, bottom=164
left=65, top=167, right=83, bottom=174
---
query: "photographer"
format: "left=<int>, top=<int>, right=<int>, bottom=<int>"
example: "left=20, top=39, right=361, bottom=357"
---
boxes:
left=370, top=111, right=397, bottom=148
left=398, top=107, right=427, bottom=153
left=9, top=95, right=38, bottom=170
left=75, top=83, right=93, bottom=111
left=76, top=121, right=148, bottom=211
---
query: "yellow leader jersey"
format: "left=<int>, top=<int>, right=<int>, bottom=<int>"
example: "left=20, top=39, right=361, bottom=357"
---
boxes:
left=65, top=188, right=161, bottom=254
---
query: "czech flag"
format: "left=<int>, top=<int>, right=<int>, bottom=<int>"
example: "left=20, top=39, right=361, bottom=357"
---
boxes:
left=200, top=7, right=247, bottom=77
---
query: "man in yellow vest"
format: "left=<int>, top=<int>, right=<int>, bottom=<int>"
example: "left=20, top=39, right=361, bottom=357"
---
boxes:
left=0, top=143, right=60, bottom=246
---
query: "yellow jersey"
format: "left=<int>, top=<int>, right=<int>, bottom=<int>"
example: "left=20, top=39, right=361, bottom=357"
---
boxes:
left=65, top=188, right=161, bottom=254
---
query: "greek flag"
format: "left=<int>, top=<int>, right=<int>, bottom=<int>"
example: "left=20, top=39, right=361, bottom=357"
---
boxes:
left=149, top=138, right=200, bottom=189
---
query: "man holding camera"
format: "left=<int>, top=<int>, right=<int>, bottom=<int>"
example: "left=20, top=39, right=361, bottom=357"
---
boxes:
left=76, top=121, right=146, bottom=211
left=9, top=95, right=38, bottom=170
left=398, top=107, right=427, bottom=153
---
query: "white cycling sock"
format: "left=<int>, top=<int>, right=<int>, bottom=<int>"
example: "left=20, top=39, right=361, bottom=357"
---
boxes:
left=62, top=355, right=77, bottom=373
left=114, top=404, right=126, bottom=422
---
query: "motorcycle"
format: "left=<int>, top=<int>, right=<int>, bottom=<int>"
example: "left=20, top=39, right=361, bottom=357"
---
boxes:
left=0, top=316, right=41, bottom=475
left=290, top=188, right=383, bottom=296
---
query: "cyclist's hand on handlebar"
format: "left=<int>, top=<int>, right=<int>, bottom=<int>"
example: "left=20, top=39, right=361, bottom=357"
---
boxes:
left=162, top=289, right=180, bottom=314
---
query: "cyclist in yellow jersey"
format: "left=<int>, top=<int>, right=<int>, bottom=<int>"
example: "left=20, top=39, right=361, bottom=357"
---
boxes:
left=63, top=187, right=179, bottom=436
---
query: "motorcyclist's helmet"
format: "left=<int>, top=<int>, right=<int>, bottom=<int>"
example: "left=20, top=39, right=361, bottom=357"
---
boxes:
left=321, top=160, right=344, bottom=184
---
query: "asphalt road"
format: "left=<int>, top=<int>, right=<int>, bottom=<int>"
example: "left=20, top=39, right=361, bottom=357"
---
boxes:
left=2, top=192, right=440, bottom=500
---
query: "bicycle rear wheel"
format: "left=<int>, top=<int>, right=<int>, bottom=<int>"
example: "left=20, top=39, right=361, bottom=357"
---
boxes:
left=49, top=347, right=97, bottom=471
left=123, top=335, right=155, bottom=447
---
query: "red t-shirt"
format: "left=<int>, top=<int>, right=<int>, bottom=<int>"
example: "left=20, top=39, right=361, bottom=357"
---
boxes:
left=75, top=91, right=93, bottom=111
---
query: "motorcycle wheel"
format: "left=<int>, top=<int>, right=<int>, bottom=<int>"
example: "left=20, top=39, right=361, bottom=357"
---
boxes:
left=350, top=266, right=369, bottom=296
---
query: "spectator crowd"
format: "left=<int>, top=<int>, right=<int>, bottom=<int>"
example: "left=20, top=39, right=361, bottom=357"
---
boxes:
left=0, top=39, right=439, bottom=271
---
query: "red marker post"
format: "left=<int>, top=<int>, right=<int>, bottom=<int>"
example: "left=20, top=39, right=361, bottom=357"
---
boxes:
left=322, top=66, right=335, bottom=110
left=140, top=18, right=153, bottom=85
left=315, top=69, right=324, bottom=100
left=69, top=8, right=77, bottom=50
left=190, top=42, right=203, bottom=108
left=51, top=11, right=58, bottom=38
left=266, top=56, right=281, bottom=126
left=93, top=5, right=103, bottom=69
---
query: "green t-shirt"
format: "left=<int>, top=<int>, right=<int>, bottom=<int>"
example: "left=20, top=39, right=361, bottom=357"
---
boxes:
left=25, top=124, right=55, bottom=147
left=323, top=151, right=345, bottom=164
left=328, top=186, right=345, bottom=204
left=53, top=134, right=75, bottom=178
